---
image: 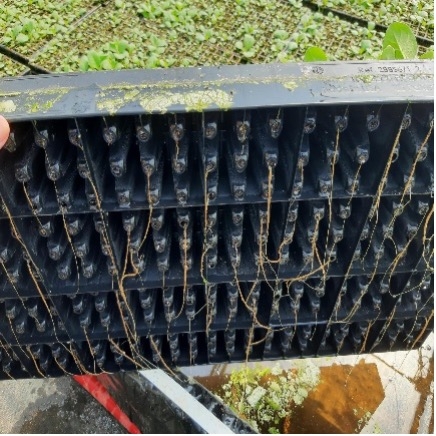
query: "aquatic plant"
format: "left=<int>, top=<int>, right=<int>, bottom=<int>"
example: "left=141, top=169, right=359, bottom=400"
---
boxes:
left=220, top=362, right=320, bottom=433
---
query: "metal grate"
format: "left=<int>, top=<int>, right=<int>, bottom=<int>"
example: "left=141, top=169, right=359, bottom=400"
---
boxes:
left=0, top=61, right=433, bottom=379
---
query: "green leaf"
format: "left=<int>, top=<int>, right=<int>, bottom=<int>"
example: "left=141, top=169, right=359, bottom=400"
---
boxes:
left=277, top=52, right=290, bottom=63
left=78, top=57, right=89, bottom=72
left=11, top=26, right=20, bottom=38
left=304, top=47, right=328, bottom=62
left=273, top=29, right=289, bottom=40
left=287, top=41, right=298, bottom=51
left=101, top=58, right=115, bottom=70
left=15, top=33, right=29, bottom=44
left=243, top=34, right=255, bottom=51
left=383, top=22, right=418, bottom=59
left=361, top=39, right=372, bottom=50
left=419, top=49, right=434, bottom=60
left=379, top=45, right=397, bottom=60
left=116, top=40, right=129, bottom=53
left=146, top=55, right=159, bottom=68
left=242, top=50, right=255, bottom=58
left=87, top=51, right=102, bottom=70
left=114, top=52, right=127, bottom=60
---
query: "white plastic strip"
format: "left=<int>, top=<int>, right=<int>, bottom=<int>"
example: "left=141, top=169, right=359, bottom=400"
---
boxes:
left=139, top=369, right=234, bottom=434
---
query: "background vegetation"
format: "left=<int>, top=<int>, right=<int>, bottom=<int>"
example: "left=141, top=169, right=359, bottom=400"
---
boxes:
left=0, top=0, right=433, bottom=76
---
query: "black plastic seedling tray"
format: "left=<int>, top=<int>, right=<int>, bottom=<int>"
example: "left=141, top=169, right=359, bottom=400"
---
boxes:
left=0, top=60, right=433, bottom=379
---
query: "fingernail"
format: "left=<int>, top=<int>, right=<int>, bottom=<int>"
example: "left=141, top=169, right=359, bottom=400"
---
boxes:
left=0, top=116, right=10, bottom=149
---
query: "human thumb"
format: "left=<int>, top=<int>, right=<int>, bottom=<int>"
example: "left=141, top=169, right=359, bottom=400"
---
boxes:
left=0, top=116, right=10, bottom=149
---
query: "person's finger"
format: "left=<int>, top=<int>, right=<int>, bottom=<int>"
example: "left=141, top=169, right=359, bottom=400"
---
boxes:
left=0, top=116, right=10, bottom=149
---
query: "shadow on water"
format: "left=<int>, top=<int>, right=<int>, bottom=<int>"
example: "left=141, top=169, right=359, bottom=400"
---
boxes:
left=287, top=361, right=384, bottom=433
